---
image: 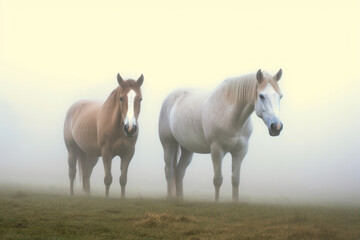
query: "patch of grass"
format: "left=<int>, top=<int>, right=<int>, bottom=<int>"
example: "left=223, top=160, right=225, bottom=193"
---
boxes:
left=12, top=190, right=27, bottom=198
left=0, top=187, right=359, bottom=240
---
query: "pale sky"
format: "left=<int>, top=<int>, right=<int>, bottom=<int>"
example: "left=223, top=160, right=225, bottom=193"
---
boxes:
left=1, top=0, right=359, bottom=202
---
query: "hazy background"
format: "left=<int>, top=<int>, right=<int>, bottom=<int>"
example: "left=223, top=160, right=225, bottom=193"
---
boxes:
left=1, top=0, right=359, bottom=202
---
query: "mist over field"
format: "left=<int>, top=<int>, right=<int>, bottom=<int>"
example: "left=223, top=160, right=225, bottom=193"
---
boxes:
left=1, top=0, right=360, bottom=204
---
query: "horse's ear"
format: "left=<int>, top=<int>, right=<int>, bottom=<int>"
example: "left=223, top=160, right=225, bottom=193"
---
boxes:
left=137, top=74, right=144, bottom=87
left=256, top=69, right=263, bottom=84
left=117, top=73, right=124, bottom=85
left=274, top=68, right=282, bottom=81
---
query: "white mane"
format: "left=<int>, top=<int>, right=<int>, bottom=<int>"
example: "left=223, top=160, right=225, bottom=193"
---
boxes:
left=223, top=72, right=280, bottom=104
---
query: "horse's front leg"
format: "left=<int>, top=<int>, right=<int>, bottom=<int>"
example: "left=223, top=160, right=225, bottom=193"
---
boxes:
left=211, top=145, right=225, bottom=202
left=231, top=145, right=248, bottom=202
left=102, top=149, right=114, bottom=197
left=119, top=150, right=134, bottom=199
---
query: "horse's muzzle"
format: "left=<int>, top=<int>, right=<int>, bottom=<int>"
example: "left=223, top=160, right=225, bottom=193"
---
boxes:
left=124, top=124, right=137, bottom=137
left=269, top=122, right=283, bottom=137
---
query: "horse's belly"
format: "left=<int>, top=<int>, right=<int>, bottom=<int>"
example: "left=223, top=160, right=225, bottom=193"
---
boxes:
left=170, top=106, right=210, bottom=153
left=172, top=129, right=210, bottom=153
left=72, top=125, right=102, bottom=156
left=74, top=136, right=101, bottom=156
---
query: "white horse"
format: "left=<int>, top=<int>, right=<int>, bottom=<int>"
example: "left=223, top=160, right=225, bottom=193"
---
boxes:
left=158, top=69, right=283, bottom=201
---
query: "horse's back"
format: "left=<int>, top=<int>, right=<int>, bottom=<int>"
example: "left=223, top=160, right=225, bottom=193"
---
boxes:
left=64, top=100, right=103, bottom=155
left=159, top=88, right=210, bottom=153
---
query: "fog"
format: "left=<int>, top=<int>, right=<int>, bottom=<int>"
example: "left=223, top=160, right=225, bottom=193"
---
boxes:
left=1, top=1, right=360, bottom=202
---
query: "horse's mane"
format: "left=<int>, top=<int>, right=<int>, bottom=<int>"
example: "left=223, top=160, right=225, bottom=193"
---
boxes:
left=223, top=72, right=280, bottom=104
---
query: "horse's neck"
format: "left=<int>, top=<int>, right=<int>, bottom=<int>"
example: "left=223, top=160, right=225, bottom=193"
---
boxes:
left=214, top=79, right=256, bottom=129
left=231, top=101, right=255, bottom=128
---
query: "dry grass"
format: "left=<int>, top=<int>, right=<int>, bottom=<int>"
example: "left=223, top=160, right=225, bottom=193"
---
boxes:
left=0, top=187, right=359, bottom=240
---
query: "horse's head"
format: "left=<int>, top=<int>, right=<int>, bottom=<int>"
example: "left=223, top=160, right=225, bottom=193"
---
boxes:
left=117, top=73, right=144, bottom=137
left=254, top=69, right=283, bottom=137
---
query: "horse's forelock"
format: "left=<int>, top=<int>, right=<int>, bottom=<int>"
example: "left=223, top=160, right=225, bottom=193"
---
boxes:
left=120, top=80, right=141, bottom=92
left=257, top=72, right=281, bottom=94
left=115, top=80, right=142, bottom=99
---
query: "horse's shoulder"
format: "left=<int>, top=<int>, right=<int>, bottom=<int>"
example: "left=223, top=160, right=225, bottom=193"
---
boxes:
left=240, top=118, right=253, bottom=137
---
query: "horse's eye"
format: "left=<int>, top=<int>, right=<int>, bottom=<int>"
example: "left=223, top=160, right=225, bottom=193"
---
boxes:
left=139, top=98, right=143, bottom=102
left=259, top=94, right=265, bottom=100
left=280, top=94, right=283, bottom=99
left=120, top=97, right=123, bottom=102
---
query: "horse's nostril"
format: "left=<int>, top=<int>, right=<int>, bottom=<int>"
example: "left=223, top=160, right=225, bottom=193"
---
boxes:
left=270, top=123, right=277, bottom=131
left=129, top=125, right=137, bottom=135
left=123, top=124, right=129, bottom=133
left=124, top=124, right=137, bottom=136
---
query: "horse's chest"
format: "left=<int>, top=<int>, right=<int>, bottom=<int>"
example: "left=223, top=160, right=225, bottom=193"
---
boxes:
left=219, top=135, right=248, bottom=152
left=110, top=138, right=136, bottom=156
left=204, top=123, right=252, bottom=153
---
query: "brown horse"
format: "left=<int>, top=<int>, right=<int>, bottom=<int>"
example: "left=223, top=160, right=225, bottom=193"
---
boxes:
left=64, top=74, right=144, bottom=197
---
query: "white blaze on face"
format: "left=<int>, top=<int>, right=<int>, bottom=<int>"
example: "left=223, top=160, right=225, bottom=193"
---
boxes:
left=255, top=83, right=282, bottom=128
left=125, top=90, right=137, bottom=131
left=262, top=83, right=281, bottom=119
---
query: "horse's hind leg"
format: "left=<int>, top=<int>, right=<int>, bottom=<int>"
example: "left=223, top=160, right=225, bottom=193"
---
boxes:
left=175, top=147, right=193, bottom=199
left=68, top=150, right=78, bottom=196
left=163, top=143, right=179, bottom=198
left=81, top=155, right=99, bottom=195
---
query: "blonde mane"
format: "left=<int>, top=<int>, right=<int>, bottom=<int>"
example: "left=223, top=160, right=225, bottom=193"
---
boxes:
left=224, top=71, right=281, bottom=104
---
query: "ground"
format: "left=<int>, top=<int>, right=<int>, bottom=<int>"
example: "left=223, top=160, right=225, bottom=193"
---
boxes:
left=0, top=187, right=359, bottom=240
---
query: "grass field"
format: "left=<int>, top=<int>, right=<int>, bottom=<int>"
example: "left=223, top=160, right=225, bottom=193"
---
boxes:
left=0, top=187, right=359, bottom=240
